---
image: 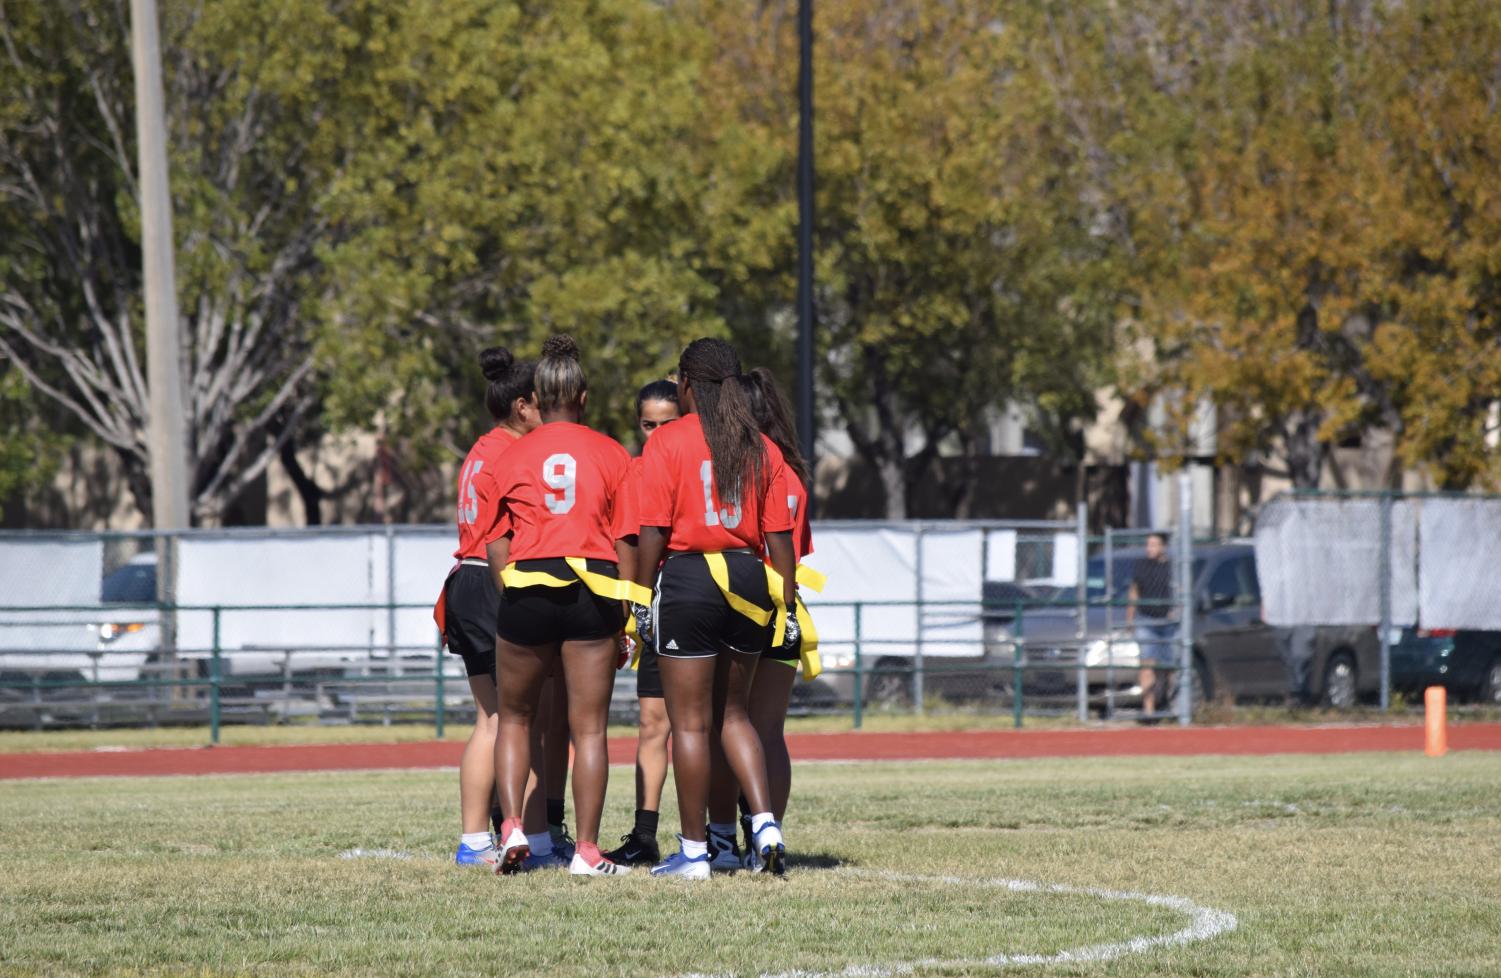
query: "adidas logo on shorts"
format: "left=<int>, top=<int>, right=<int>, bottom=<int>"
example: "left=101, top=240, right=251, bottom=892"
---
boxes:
left=665, top=639, right=679, bottom=650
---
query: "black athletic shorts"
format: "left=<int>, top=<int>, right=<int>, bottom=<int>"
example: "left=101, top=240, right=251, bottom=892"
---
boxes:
left=496, top=557, right=625, bottom=647
left=636, top=642, right=663, bottom=698
left=764, top=630, right=799, bottom=665
left=654, top=551, right=773, bottom=660
left=443, top=563, right=499, bottom=679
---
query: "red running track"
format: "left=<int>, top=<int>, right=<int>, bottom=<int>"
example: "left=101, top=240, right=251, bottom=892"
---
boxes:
left=2, top=723, right=1499, bottom=780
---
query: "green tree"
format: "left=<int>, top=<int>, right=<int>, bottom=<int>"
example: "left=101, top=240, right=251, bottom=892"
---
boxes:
left=0, top=0, right=336, bottom=523
left=0, top=367, right=66, bottom=520
left=1098, top=0, right=1501, bottom=492
left=694, top=0, right=1126, bottom=517
left=311, top=0, right=726, bottom=467
left=1359, top=0, right=1501, bottom=489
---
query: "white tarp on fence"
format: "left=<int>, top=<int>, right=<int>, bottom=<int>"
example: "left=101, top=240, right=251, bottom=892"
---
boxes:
left=0, top=538, right=103, bottom=656
left=781, top=524, right=1071, bottom=659
left=1254, top=494, right=1501, bottom=629
left=176, top=530, right=462, bottom=664
left=1418, top=498, right=1501, bottom=630
left=0, top=522, right=1076, bottom=663
left=1254, top=497, right=1417, bottom=627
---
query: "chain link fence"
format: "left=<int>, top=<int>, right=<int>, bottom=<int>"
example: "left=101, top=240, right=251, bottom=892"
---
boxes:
left=4, top=520, right=1211, bottom=735
left=11, top=488, right=1489, bottom=737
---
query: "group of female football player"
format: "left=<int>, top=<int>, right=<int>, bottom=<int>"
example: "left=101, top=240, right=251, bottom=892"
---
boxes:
left=436, top=334, right=816, bottom=879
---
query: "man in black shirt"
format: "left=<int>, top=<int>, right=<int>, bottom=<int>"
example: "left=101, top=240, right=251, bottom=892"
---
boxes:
left=1126, top=532, right=1177, bottom=719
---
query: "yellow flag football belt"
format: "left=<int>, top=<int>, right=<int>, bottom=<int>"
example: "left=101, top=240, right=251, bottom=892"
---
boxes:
left=500, top=557, right=652, bottom=607
left=699, top=552, right=826, bottom=683
left=510, top=551, right=828, bottom=682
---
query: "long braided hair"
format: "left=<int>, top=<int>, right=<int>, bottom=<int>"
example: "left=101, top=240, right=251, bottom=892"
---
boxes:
left=679, top=338, right=763, bottom=507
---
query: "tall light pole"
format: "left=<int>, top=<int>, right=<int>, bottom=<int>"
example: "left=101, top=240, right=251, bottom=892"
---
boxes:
left=796, top=0, right=816, bottom=512
left=130, top=0, right=189, bottom=660
left=130, top=0, right=191, bottom=538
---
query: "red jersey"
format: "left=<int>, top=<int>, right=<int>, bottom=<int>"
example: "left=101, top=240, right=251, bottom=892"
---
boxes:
left=781, top=468, right=814, bottom=563
left=637, top=413, right=793, bottom=554
left=453, top=426, right=521, bottom=560
left=491, top=422, right=635, bottom=563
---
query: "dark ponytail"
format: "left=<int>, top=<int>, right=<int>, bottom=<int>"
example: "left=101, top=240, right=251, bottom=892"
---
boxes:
left=739, top=367, right=810, bottom=491
left=679, top=337, right=763, bottom=506
left=480, top=346, right=536, bottom=421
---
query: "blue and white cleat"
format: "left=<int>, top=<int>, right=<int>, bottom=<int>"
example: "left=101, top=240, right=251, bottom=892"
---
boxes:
left=521, top=850, right=570, bottom=871
left=752, top=820, right=786, bottom=877
left=455, top=840, right=500, bottom=868
left=649, top=837, right=711, bottom=880
left=707, top=826, right=742, bottom=873
left=549, top=821, right=577, bottom=863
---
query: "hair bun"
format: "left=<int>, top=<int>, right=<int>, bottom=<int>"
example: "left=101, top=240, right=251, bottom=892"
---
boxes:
left=479, top=346, right=514, bottom=382
left=541, top=334, right=581, bottom=361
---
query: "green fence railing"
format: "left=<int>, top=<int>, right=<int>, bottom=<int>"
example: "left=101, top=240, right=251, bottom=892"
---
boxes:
left=0, top=596, right=1196, bottom=739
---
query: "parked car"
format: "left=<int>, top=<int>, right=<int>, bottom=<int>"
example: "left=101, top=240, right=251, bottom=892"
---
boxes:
left=982, top=551, right=1176, bottom=708
left=989, top=543, right=1381, bottom=711
left=92, top=553, right=162, bottom=679
left=1185, top=545, right=1379, bottom=707
left=0, top=555, right=155, bottom=687
left=1390, top=628, right=1501, bottom=705
left=804, top=580, right=1037, bottom=708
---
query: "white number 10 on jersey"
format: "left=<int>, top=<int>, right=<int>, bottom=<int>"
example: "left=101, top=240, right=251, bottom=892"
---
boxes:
left=543, top=454, right=577, bottom=514
left=699, top=460, right=742, bottom=529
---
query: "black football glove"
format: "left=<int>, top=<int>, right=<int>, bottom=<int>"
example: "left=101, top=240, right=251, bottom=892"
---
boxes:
left=630, top=602, right=655, bottom=648
left=781, top=609, right=801, bottom=649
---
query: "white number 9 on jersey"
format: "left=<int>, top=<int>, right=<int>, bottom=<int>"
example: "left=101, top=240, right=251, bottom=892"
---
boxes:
left=543, top=454, right=577, bottom=514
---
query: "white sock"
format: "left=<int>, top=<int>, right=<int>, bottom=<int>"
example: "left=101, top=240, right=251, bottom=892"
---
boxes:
left=708, top=822, right=736, bottom=839
left=526, top=831, right=553, bottom=856
left=461, top=831, right=492, bottom=851
left=750, top=812, right=776, bottom=834
left=682, top=837, right=709, bottom=859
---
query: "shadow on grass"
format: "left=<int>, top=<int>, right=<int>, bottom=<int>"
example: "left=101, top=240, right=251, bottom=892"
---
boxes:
left=787, top=851, right=848, bottom=870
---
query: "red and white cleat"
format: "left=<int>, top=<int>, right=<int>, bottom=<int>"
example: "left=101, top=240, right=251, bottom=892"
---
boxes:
left=568, top=842, right=632, bottom=877
left=495, top=818, right=530, bottom=876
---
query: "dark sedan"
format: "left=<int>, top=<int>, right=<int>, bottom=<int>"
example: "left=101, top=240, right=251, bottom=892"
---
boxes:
left=1391, top=628, right=1501, bottom=705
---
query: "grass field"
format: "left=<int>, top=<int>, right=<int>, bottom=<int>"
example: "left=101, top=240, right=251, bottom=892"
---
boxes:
left=2, top=753, right=1499, bottom=977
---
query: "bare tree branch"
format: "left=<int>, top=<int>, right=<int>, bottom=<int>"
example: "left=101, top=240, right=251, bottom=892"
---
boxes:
left=0, top=332, right=135, bottom=449
left=194, top=357, right=314, bottom=508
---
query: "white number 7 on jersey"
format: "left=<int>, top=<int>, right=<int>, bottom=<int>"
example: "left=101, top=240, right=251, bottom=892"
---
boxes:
left=543, top=454, right=577, bottom=514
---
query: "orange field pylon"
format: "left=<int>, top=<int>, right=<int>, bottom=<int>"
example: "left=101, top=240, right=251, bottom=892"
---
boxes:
left=1424, top=686, right=1448, bottom=758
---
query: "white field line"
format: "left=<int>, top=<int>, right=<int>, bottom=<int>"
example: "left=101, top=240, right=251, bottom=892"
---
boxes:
left=669, top=868, right=1238, bottom=978
left=337, top=848, right=415, bottom=860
